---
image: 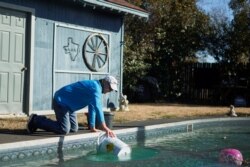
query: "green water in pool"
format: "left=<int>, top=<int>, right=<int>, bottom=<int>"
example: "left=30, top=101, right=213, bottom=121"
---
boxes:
left=62, top=125, right=250, bottom=167
left=2, top=123, right=250, bottom=167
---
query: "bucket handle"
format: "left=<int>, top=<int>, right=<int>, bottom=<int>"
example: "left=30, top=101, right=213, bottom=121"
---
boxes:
left=97, top=132, right=106, bottom=145
left=97, top=132, right=118, bottom=145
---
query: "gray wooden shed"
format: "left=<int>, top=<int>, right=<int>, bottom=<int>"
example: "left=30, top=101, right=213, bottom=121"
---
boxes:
left=0, top=0, right=148, bottom=115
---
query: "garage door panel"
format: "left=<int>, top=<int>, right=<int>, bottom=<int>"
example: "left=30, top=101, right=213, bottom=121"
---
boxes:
left=15, top=16, right=25, bottom=28
left=14, top=33, right=24, bottom=63
left=13, top=72, right=22, bottom=102
left=0, top=72, right=9, bottom=103
left=1, top=13, right=11, bottom=26
left=0, top=31, right=10, bottom=62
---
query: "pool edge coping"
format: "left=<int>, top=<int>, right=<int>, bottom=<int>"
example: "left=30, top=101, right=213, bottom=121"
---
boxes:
left=0, top=117, right=249, bottom=152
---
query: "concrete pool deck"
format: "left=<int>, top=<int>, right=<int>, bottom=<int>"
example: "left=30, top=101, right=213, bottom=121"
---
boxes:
left=1, top=116, right=227, bottom=144
left=0, top=115, right=235, bottom=145
left=0, top=116, right=249, bottom=165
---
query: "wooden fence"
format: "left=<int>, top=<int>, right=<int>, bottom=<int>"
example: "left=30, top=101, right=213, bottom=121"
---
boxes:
left=181, top=63, right=249, bottom=106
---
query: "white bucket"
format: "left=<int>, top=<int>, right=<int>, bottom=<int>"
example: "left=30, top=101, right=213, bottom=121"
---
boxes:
left=97, top=133, right=131, bottom=159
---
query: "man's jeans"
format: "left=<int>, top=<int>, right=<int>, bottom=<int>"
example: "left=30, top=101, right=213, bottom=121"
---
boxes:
left=33, top=101, right=78, bottom=134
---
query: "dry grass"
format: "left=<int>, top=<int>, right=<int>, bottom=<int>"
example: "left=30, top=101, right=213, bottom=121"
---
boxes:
left=1, top=103, right=250, bottom=131
left=113, top=103, right=250, bottom=123
left=0, top=117, right=27, bottom=130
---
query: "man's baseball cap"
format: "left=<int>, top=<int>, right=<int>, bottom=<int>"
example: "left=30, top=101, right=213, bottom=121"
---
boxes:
left=104, top=75, right=118, bottom=91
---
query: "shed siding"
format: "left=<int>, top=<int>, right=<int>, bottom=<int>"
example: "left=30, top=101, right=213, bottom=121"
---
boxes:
left=0, top=0, right=123, bottom=113
left=33, top=19, right=54, bottom=110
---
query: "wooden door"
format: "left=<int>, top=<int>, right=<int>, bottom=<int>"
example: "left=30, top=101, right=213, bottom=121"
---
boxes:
left=0, top=7, right=26, bottom=114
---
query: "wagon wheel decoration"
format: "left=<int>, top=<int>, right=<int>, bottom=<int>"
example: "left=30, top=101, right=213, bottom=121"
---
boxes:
left=83, top=33, right=109, bottom=72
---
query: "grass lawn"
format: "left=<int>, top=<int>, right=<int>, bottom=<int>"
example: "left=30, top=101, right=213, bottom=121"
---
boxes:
left=0, top=103, right=249, bottom=130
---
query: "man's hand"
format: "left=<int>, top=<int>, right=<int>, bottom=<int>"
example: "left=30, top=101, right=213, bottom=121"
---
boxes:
left=90, top=123, right=116, bottom=137
left=105, top=128, right=116, bottom=138
left=101, top=123, right=116, bottom=137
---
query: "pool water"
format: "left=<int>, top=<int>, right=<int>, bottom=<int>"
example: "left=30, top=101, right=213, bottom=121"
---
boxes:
left=2, top=122, right=250, bottom=167
left=86, top=147, right=159, bottom=162
left=60, top=125, right=250, bottom=167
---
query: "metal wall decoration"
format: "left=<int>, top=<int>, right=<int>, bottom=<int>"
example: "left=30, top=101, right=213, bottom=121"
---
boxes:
left=83, top=33, right=109, bottom=72
left=63, top=37, right=80, bottom=61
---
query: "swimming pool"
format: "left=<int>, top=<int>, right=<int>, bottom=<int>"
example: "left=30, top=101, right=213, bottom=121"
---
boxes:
left=1, top=118, right=250, bottom=167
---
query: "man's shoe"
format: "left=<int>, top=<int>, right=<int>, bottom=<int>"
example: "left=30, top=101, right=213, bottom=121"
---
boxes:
left=26, top=114, right=37, bottom=134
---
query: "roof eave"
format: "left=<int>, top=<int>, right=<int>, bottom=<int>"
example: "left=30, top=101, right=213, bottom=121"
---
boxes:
left=79, top=0, right=149, bottom=18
